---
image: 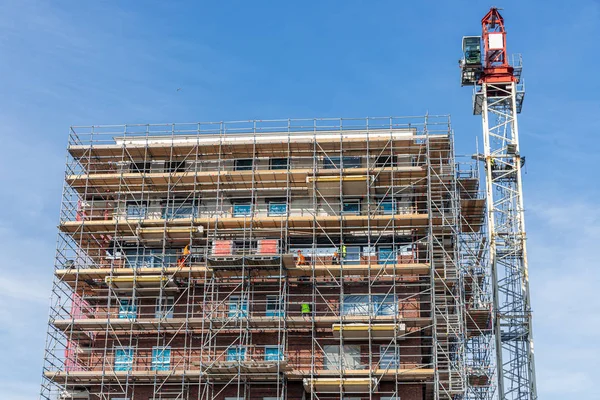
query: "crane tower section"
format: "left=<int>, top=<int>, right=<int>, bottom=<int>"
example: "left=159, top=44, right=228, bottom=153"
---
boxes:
left=460, top=8, right=537, bottom=400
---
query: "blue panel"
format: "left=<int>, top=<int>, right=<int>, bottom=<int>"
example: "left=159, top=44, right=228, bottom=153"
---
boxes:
left=119, top=299, right=137, bottom=320
left=380, top=345, right=399, bottom=368
left=373, top=295, right=397, bottom=316
left=126, top=204, right=146, bottom=219
left=233, top=204, right=252, bottom=217
left=114, top=347, right=134, bottom=371
left=265, top=347, right=283, bottom=361
left=227, top=346, right=246, bottom=362
left=268, top=203, right=287, bottom=216
left=164, top=205, right=195, bottom=219
left=228, top=297, right=248, bottom=318
left=378, top=247, right=396, bottom=265
left=381, top=201, right=396, bottom=215
left=151, top=347, right=171, bottom=371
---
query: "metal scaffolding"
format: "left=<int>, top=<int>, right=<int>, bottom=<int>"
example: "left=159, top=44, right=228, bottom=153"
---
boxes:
left=40, top=116, right=489, bottom=400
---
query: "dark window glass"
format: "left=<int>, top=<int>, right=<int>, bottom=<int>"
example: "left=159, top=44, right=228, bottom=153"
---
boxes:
left=375, top=155, right=397, bottom=168
left=165, top=160, right=186, bottom=173
left=342, top=200, right=360, bottom=215
left=235, top=159, right=253, bottom=171
left=323, top=156, right=361, bottom=169
left=131, top=162, right=151, bottom=173
left=270, top=158, right=288, bottom=170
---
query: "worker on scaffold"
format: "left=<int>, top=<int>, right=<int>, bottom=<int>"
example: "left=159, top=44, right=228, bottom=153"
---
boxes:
left=296, top=249, right=307, bottom=266
left=177, top=244, right=191, bottom=267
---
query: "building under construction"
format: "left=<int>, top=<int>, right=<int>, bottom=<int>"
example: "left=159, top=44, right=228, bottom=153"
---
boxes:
left=41, top=8, right=538, bottom=400
left=41, top=116, right=495, bottom=400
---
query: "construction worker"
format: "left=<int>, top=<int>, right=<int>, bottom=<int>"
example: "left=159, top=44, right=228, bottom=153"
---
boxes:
left=341, top=245, right=347, bottom=261
left=301, top=302, right=312, bottom=316
left=332, top=249, right=339, bottom=265
left=178, top=245, right=191, bottom=267
left=296, top=250, right=307, bottom=266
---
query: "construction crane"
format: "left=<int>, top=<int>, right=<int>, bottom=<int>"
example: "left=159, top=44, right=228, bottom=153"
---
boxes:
left=460, top=8, right=537, bottom=400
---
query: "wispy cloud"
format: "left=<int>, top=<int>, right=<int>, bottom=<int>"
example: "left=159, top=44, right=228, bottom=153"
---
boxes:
left=527, top=197, right=600, bottom=398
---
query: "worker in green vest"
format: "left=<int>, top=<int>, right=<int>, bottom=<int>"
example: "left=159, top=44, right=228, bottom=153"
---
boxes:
left=301, top=302, right=311, bottom=315
left=341, top=245, right=347, bottom=260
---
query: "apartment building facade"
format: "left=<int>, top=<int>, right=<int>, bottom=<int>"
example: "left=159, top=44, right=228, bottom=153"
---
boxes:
left=41, top=117, right=489, bottom=400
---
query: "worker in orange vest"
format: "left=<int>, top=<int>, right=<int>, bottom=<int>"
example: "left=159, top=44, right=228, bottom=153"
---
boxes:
left=178, top=245, right=191, bottom=267
left=296, top=250, right=307, bottom=266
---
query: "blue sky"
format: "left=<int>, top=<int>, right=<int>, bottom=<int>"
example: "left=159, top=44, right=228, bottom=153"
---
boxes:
left=0, top=1, right=598, bottom=399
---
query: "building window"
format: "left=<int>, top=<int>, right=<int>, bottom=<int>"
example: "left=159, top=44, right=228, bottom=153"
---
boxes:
left=163, top=201, right=196, bottom=219
left=264, top=346, right=284, bottom=361
left=268, top=201, right=287, bottom=216
left=151, top=346, right=171, bottom=371
left=270, top=158, right=288, bottom=170
left=323, top=156, right=362, bottom=169
left=131, top=161, right=151, bottom=173
left=266, top=295, right=284, bottom=317
left=155, top=297, right=174, bottom=319
left=226, top=346, right=247, bottom=362
left=342, top=199, right=360, bottom=215
left=381, top=199, right=396, bottom=215
left=375, top=155, right=397, bottom=168
left=118, top=298, right=137, bottom=320
left=114, top=347, right=134, bottom=371
left=380, top=345, right=400, bottom=369
left=126, top=202, right=147, bottom=219
left=378, top=247, right=396, bottom=265
left=323, top=345, right=361, bottom=370
left=341, top=295, right=397, bottom=316
left=228, top=296, right=248, bottom=318
left=373, top=294, right=397, bottom=316
left=232, top=202, right=252, bottom=217
left=165, top=160, right=186, bottom=173
left=235, top=159, right=253, bottom=171
left=124, top=249, right=177, bottom=269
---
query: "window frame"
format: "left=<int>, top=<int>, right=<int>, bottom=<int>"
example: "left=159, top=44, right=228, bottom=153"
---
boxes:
left=378, top=246, right=396, bottom=265
left=162, top=200, right=196, bottom=220
left=151, top=346, right=171, bottom=371
left=375, top=154, right=398, bottom=168
left=270, top=158, right=288, bottom=170
left=155, top=296, right=174, bottom=319
left=226, top=345, right=247, bottom=362
left=380, top=199, right=397, bottom=215
left=118, top=298, right=137, bottom=320
left=267, top=201, right=288, bottom=216
left=265, top=295, right=284, bottom=317
left=114, top=346, right=134, bottom=372
left=342, top=199, right=361, bottom=215
left=228, top=295, right=248, bottom=318
left=126, top=201, right=147, bottom=219
left=379, top=344, right=400, bottom=369
left=232, top=201, right=252, bottom=217
left=264, top=345, right=284, bottom=361
left=234, top=159, right=253, bottom=171
left=323, top=156, right=362, bottom=169
left=164, top=159, right=187, bottom=173
left=131, top=161, right=152, bottom=173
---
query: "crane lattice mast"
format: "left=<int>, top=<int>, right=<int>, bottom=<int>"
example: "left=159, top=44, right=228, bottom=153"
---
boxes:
left=461, top=8, right=538, bottom=400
